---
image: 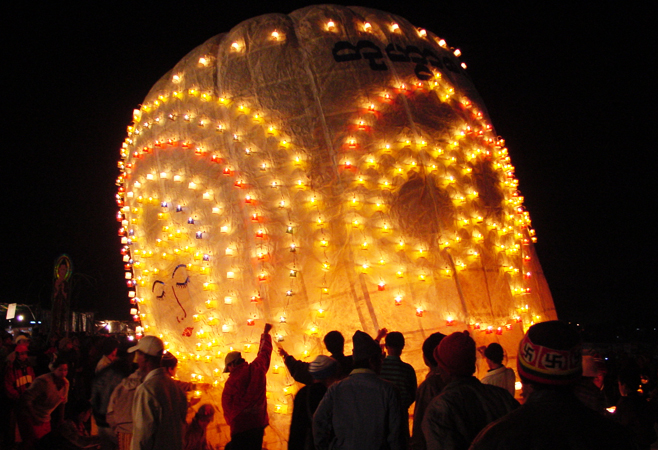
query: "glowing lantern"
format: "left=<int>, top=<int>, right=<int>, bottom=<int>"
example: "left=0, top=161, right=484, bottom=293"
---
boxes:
left=115, top=6, right=557, bottom=449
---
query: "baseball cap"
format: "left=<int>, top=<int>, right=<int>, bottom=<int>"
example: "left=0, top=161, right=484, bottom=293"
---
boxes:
left=223, top=351, right=243, bottom=372
left=128, top=335, right=164, bottom=357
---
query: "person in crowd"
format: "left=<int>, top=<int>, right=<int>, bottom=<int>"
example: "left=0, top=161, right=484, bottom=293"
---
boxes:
left=130, top=335, right=187, bottom=450
left=95, top=338, right=120, bottom=374
left=572, top=349, right=607, bottom=414
left=313, top=330, right=403, bottom=450
left=478, top=343, right=515, bottom=396
left=106, top=353, right=147, bottom=450
left=59, top=399, right=103, bottom=449
left=289, top=355, right=338, bottom=450
left=278, top=330, right=353, bottom=385
left=4, top=341, right=36, bottom=447
left=161, top=351, right=210, bottom=395
left=411, top=332, right=446, bottom=450
left=0, top=332, right=18, bottom=447
left=469, top=321, right=637, bottom=450
left=91, top=345, right=132, bottom=450
left=184, top=404, right=215, bottom=450
left=18, top=357, right=70, bottom=449
left=5, top=333, right=31, bottom=365
left=422, top=331, right=518, bottom=450
left=0, top=331, right=14, bottom=363
left=222, top=323, right=273, bottom=450
left=612, top=363, right=656, bottom=450
left=380, top=331, right=417, bottom=445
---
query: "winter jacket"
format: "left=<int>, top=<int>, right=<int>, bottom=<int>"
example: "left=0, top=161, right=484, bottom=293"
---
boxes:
left=222, top=332, right=272, bottom=435
left=4, top=359, right=35, bottom=400
left=469, top=389, right=637, bottom=450
left=106, top=368, right=146, bottom=434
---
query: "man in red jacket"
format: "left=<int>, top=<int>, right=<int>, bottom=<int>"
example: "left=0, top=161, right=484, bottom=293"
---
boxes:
left=222, top=322, right=273, bottom=450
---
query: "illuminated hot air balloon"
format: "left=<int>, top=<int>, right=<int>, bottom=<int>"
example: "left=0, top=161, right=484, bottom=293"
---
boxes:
left=115, top=5, right=556, bottom=447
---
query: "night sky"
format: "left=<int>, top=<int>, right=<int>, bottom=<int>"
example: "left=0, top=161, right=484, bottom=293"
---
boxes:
left=4, top=2, right=655, bottom=333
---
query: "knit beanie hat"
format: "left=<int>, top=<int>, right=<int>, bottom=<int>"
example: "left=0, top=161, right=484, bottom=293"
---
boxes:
left=309, top=355, right=337, bottom=379
left=517, top=321, right=582, bottom=386
left=352, top=330, right=381, bottom=362
left=434, top=331, right=476, bottom=377
left=484, top=343, right=504, bottom=365
left=162, top=351, right=178, bottom=369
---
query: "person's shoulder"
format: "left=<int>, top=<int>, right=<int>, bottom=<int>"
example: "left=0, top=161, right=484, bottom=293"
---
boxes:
left=402, top=360, right=415, bottom=372
left=480, top=381, right=512, bottom=396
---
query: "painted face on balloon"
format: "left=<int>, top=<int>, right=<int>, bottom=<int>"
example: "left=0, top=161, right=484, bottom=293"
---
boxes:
left=152, top=264, right=197, bottom=336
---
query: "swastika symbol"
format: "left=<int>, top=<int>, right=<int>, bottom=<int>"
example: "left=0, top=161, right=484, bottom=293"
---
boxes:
left=543, top=352, right=565, bottom=369
left=523, top=343, right=535, bottom=361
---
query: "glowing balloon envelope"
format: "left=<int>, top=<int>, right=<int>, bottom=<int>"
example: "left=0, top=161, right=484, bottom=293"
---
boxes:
left=116, top=5, right=556, bottom=447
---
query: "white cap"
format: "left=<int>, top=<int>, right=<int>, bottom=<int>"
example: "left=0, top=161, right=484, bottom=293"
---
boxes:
left=128, top=335, right=164, bottom=356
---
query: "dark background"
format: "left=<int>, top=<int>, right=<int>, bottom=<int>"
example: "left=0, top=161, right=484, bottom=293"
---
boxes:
left=3, top=1, right=655, bottom=340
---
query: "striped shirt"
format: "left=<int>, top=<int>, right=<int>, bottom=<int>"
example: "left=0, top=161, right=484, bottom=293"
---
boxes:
left=380, top=355, right=417, bottom=409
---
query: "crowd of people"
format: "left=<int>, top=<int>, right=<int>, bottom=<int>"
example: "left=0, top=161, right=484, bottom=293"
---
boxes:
left=2, top=321, right=657, bottom=450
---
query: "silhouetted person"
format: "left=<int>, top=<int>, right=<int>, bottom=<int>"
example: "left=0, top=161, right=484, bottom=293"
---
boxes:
left=222, top=323, right=273, bottom=450
left=422, top=331, right=518, bottom=450
left=289, top=355, right=338, bottom=450
left=380, top=331, right=417, bottom=446
left=478, top=343, right=515, bottom=396
left=411, top=332, right=446, bottom=450
left=314, top=330, right=403, bottom=450
left=469, top=321, right=637, bottom=450
left=130, top=335, right=187, bottom=450
left=279, top=330, right=353, bottom=385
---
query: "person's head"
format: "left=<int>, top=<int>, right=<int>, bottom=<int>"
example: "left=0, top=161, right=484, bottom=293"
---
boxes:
left=2, top=332, right=13, bottom=345
left=309, top=355, right=338, bottom=384
left=323, top=331, right=345, bottom=355
left=422, top=332, right=446, bottom=368
left=223, top=351, right=245, bottom=373
left=15, top=334, right=30, bottom=345
left=50, top=358, right=69, bottom=378
left=352, top=330, right=383, bottom=373
left=484, top=343, right=505, bottom=366
left=101, top=338, right=120, bottom=361
left=434, top=331, right=476, bottom=381
left=618, top=364, right=641, bottom=397
left=57, top=262, right=69, bottom=279
left=128, top=335, right=164, bottom=371
left=15, top=343, right=29, bottom=362
left=194, top=404, right=215, bottom=428
left=162, top=351, right=178, bottom=377
left=67, top=399, right=93, bottom=422
left=517, top=321, right=581, bottom=392
left=59, top=337, right=73, bottom=352
left=384, top=331, right=405, bottom=356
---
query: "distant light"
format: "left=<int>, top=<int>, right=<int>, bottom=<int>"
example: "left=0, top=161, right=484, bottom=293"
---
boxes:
left=17, top=315, right=24, bottom=321
left=128, top=336, right=135, bottom=341
left=30, top=321, right=36, bottom=324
